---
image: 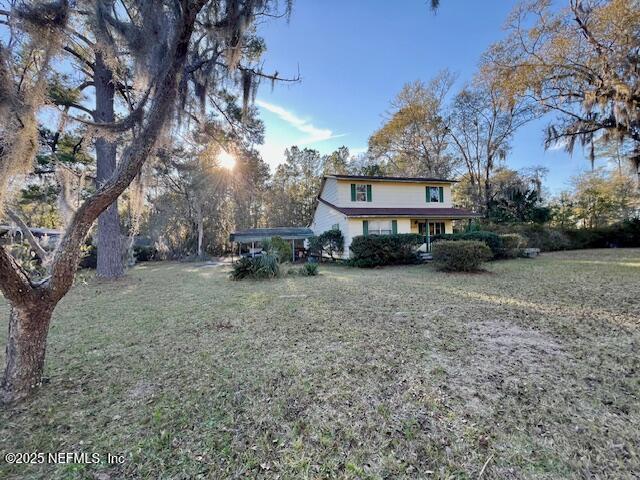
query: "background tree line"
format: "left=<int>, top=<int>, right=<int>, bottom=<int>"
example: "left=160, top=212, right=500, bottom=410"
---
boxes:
left=5, top=0, right=639, bottom=265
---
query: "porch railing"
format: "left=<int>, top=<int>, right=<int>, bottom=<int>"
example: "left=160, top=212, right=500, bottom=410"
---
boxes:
left=419, top=236, right=432, bottom=253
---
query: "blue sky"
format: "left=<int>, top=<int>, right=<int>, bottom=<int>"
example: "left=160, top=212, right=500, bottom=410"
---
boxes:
left=254, top=0, right=599, bottom=194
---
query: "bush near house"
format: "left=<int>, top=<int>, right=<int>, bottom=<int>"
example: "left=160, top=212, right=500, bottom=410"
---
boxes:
left=434, top=231, right=503, bottom=258
left=308, top=229, right=344, bottom=261
left=432, top=240, right=492, bottom=272
left=230, top=253, right=280, bottom=280
left=262, top=236, right=293, bottom=263
left=349, top=233, right=423, bottom=268
left=499, top=233, right=527, bottom=258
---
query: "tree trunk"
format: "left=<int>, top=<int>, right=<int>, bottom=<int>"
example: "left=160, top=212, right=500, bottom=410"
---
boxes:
left=0, top=301, right=54, bottom=403
left=484, top=170, right=493, bottom=216
left=94, top=52, right=124, bottom=279
left=196, top=203, right=204, bottom=257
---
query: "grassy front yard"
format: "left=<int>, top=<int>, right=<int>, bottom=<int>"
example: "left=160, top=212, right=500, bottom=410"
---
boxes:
left=1, top=249, right=639, bottom=479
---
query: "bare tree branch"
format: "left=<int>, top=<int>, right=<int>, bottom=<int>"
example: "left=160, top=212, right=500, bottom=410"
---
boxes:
left=5, top=209, right=50, bottom=266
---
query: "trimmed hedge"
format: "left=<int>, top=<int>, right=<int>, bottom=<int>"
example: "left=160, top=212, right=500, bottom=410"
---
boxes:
left=432, top=240, right=492, bottom=272
left=349, top=233, right=424, bottom=268
left=433, top=231, right=503, bottom=258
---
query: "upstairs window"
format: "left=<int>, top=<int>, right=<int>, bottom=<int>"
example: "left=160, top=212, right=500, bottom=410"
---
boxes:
left=351, top=183, right=372, bottom=202
left=426, top=186, right=444, bottom=203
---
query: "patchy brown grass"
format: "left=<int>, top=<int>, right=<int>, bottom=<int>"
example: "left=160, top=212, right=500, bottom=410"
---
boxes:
left=1, top=249, right=639, bottom=479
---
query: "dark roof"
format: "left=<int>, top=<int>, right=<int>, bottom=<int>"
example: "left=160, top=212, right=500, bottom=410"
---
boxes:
left=318, top=198, right=481, bottom=218
left=230, top=227, right=314, bottom=242
left=326, top=174, right=457, bottom=183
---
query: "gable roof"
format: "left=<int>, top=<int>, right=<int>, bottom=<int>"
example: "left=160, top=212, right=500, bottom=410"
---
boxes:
left=318, top=198, right=481, bottom=219
left=230, top=227, right=314, bottom=243
left=326, top=174, right=457, bottom=183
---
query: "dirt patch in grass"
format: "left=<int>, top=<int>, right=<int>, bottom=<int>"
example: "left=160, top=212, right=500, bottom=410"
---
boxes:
left=1, top=250, right=639, bottom=479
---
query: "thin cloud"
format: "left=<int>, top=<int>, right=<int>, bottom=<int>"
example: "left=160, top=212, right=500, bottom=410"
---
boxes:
left=255, top=99, right=344, bottom=144
left=547, top=139, right=568, bottom=151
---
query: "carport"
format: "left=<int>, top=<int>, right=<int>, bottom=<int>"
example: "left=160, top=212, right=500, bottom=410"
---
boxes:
left=229, top=227, right=314, bottom=262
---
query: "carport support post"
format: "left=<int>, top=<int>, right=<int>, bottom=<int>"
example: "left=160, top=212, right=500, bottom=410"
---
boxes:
left=251, top=241, right=255, bottom=258
left=291, top=239, right=295, bottom=262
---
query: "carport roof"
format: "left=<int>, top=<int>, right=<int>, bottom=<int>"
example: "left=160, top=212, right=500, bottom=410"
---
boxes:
left=229, top=227, right=314, bottom=243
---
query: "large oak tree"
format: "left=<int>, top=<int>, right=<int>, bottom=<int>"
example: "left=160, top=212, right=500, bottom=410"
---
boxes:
left=486, top=0, right=640, bottom=175
left=0, top=0, right=291, bottom=403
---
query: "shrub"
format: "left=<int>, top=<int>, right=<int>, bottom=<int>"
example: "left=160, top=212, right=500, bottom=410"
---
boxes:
left=308, top=229, right=344, bottom=260
left=230, top=253, right=280, bottom=280
left=481, top=220, right=640, bottom=251
left=563, top=220, right=640, bottom=249
left=432, top=240, right=492, bottom=272
left=78, top=240, right=97, bottom=269
left=252, top=254, right=280, bottom=278
left=134, top=244, right=156, bottom=262
left=504, top=224, right=571, bottom=251
left=230, top=257, right=254, bottom=280
left=349, top=233, right=423, bottom=267
left=264, top=236, right=292, bottom=263
left=434, top=231, right=503, bottom=258
left=300, top=263, right=319, bottom=276
left=499, top=233, right=527, bottom=258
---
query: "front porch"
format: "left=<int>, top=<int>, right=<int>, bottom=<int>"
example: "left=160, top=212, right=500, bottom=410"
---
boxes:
left=410, top=218, right=451, bottom=253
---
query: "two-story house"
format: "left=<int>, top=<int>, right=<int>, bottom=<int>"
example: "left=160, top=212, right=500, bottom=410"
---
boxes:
left=310, top=174, right=480, bottom=258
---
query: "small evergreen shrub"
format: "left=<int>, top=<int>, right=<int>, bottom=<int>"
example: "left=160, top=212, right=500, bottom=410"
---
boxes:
left=499, top=233, right=526, bottom=258
left=349, top=233, right=423, bottom=267
left=432, top=240, right=492, bottom=272
left=265, top=236, right=292, bottom=263
left=230, top=253, right=280, bottom=280
left=308, top=229, right=344, bottom=260
left=300, top=263, right=319, bottom=276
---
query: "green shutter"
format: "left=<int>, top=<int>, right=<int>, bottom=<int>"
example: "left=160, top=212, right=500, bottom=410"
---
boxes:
left=366, top=184, right=372, bottom=202
left=351, top=184, right=356, bottom=201
left=363, top=220, right=369, bottom=236
left=439, top=186, right=444, bottom=203
left=392, top=220, right=397, bottom=234
left=426, top=186, right=431, bottom=203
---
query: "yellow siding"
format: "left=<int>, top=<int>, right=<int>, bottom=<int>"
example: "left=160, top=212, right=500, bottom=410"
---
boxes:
left=334, top=179, right=453, bottom=208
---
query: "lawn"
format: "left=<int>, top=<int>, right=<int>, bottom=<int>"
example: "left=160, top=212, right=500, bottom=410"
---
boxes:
left=1, top=249, right=639, bottom=479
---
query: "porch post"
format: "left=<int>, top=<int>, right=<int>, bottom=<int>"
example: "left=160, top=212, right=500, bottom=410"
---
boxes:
left=291, top=239, right=295, bottom=262
left=426, top=221, right=431, bottom=252
left=252, top=241, right=255, bottom=258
